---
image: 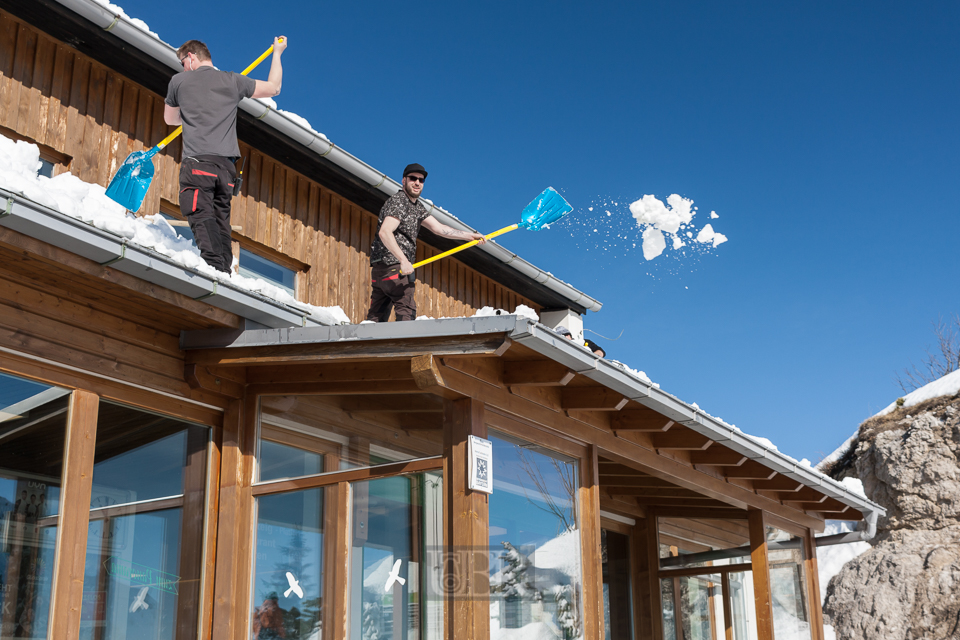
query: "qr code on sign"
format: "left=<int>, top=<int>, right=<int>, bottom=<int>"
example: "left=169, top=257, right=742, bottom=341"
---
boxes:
left=476, top=458, right=488, bottom=487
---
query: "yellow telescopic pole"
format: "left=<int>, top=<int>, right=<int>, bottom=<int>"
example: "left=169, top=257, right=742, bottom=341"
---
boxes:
left=411, top=223, right=519, bottom=270
left=157, top=38, right=282, bottom=151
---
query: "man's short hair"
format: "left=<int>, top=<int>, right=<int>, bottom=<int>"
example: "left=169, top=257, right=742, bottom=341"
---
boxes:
left=177, top=40, right=212, bottom=62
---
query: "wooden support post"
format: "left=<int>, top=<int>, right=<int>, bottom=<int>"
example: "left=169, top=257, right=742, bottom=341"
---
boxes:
left=176, top=426, right=210, bottom=640
left=720, top=572, right=734, bottom=640
left=323, top=481, right=351, bottom=640
left=580, top=445, right=605, bottom=640
left=443, top=397, right=489, bottom=640
left=50, top=389, right=100, bottom=640
left=644, top=508, right=665, bottom=640
left=210, top=397, right=254, bottom=640
left=804, top=529, right=826, bottom=640
left=748, top=509, right=775, bottom=640
left=632, top=517, right=656, bottom=640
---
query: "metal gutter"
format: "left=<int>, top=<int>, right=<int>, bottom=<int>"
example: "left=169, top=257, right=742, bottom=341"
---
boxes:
left=48, top=0, right=603, bottom=314
left=180, top=314, right=885, bottom=532
left=0, top=190, right=330, bottom=329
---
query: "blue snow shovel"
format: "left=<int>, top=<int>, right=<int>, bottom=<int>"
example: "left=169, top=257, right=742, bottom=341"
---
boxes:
left=105, top=40, right=281, bottom=212
left=410, top=187, right=573, bottom=271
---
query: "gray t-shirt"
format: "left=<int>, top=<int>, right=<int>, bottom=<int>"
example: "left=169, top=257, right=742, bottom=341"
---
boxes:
left=165, top=66, right=256, bottom=159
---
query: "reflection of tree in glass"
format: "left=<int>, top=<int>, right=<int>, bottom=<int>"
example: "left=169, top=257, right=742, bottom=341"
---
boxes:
left=268, top=529, right=320, bottom=639
left=361, top=600, right=382, bottom=640
left=492, top=542, right=540, bottom=600
left=515, top=448, right=577, bottom=533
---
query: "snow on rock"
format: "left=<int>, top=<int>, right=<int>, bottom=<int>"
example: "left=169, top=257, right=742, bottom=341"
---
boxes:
left=817, top=432, right=858, bottom=470
left=873, top=368, right=960, bottom=418
left=0, top=133, right=349, bottom=326
left=628, top=193, right=728, bottom=261
left=840, top=477, right=866, bottom=498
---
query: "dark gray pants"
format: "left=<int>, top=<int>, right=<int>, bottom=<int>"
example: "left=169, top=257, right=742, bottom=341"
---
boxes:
left=179, top=155, right=236, bottom=273
left=367, top=263, right=416, bottom=322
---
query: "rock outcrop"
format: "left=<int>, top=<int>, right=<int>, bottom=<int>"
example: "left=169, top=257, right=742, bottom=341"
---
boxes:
left=823, top=395, right=960, bottom=640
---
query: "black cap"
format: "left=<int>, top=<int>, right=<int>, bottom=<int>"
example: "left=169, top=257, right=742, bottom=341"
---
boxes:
left=403, top=163, right=428, bottom=179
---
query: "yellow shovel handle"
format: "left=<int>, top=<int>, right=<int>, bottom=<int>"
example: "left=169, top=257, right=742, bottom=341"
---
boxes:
left=157, top=38, right=283, bottom=151
left=411, top=223, right=519, bottom=270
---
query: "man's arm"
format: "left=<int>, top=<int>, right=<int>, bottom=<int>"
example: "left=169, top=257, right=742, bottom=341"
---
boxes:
left=378, top=217, right=414, bottom=274
left=163, top=104, right=182, bottom=126
left=252, top=36, right=288, bottom=99
left=421, top=217, right=487, bottom=244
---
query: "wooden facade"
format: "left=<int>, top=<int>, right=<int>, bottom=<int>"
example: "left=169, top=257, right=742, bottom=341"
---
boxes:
left=0, top=8, right=537, bottom=322
left=0, top=4, right=872, bottom=640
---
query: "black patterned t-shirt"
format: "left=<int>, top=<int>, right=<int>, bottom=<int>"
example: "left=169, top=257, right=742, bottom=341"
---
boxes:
left=370, top=191, right=432, bottom=265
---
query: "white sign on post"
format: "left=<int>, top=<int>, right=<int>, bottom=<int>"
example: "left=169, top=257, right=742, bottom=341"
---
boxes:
left=468, top=435, right=493, bottom=494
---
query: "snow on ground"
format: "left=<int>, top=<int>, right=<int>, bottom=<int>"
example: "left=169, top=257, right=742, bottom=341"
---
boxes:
left=817, top=520, right=871, bottom=640
left=874, top=368, right=960, bottom=418
left=0, top=134, right=349, bottom=326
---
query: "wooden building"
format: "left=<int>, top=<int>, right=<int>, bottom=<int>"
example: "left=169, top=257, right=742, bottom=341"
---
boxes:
left=0, top=2, right=882, bottom=640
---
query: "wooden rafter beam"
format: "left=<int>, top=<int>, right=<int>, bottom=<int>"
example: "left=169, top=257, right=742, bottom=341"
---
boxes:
left=341, top=394, right=444, bottom=413
left=598, top=476, right=681, bottom=489
left=502, top=360, right=575, bottom=387
left=753, top=476, right=805, bottom=493
left=245, top=360, right=414, bottom=385
left=649, top=430, right=714, bottom=451
left=723, top=461, right=778, bottom=480
left=411, top=354, right=445, bottom=389
left=398, top=413, right=444, bottom=431
left=632, top=496, right=725, bottom=507
left=689, top=449, right=748, bottom=467
left=561, top=387, right=628, bottom=411
left=606, top=487, right=704, bottom=498
left=778, top=487, right=829, bottom=504
left=611, top=408, right=674, bottom=432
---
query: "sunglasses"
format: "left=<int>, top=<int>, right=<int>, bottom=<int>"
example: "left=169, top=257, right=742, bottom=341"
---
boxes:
left=406, top=175, right=425, bottom=183
left=179, top=54, right=189, bottom=68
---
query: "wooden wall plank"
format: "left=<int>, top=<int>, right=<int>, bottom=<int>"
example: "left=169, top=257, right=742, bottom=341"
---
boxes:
left=0, top=12, right=542, bottom=320
left=49, top=389, right=100, bottom=640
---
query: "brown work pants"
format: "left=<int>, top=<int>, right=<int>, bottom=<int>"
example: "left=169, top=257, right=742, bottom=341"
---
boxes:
left=367, top=263, right=416, bottom=322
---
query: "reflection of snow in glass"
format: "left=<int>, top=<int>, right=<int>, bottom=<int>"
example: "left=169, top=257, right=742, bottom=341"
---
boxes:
left=489, top=436, right=583, bottom=639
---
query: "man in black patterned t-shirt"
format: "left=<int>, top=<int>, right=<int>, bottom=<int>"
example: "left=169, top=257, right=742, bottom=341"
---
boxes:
left=367, top=163, right=485, bottom=321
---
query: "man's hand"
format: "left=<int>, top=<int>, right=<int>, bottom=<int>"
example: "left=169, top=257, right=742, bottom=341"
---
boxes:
left=273, top=36, right=287, bottom=55
left=468, top=231, right=487, bottom=245
left=399, top=259, right=414, bottom=275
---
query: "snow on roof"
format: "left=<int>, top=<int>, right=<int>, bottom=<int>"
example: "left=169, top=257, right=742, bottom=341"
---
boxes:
left=873, top=368, right=960, bottom=418
left=0, top=133, right=349, bottom=326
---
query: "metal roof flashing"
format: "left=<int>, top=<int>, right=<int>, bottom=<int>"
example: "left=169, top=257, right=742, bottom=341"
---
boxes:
left=178, top=314, right=884, bottom=522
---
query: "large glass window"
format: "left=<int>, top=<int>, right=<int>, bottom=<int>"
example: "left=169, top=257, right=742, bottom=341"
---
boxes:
left=658, top=517, right=757, bottom=640
left=0, top=373, right=70, bottom=640
left=488, top=434, right=582, bottom=640
left=766, top=527, right=811, bottom=640
left=79, top=403, right=209, bottom=640
left=350, top=471, right=443, bottom=640
left=239, top=249, right=296, bottom=296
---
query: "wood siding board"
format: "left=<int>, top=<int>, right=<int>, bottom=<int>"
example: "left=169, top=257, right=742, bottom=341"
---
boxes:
left=47, top=45, right=71, bottom=152
left=49, top=389, right=100, bottom=640
left=10, top=25, right=37, bottom=134
left=338, top=199, right=351, bottom=318
left=327, top=196, right=341, bottom=309
left=30, top=34, right=56, bottom=143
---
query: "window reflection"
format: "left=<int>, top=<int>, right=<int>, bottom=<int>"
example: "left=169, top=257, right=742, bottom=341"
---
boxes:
left=350, top=472, right=442, bottom=640
left=766, top=527, right=811, bottom=640
left=0, top=373, right=68, bottom=640
left=489, top=435, right=582, bottom=640
left=252, top=489, right=324, bottom=640
left=79, top=403, right=209, bottom=640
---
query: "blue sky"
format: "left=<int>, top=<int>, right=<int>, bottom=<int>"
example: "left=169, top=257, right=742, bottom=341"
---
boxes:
left=118, top=0, right=959, bottom=462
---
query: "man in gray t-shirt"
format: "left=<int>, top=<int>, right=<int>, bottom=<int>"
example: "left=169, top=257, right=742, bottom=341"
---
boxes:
left=164, top=37, right=287, bottom=272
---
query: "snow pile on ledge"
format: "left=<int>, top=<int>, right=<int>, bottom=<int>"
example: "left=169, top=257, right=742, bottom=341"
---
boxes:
left=253, top=98, right=329, bottom=141
left=0, top=134, right=349, bottom=326
left=91, top=0, right=159, bottom=37
left=874, top=368, right=960, bottom=418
